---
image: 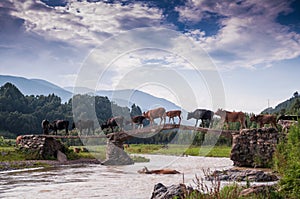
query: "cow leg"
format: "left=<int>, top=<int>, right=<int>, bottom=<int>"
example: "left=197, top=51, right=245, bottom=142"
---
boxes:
left=225, top=122, right=229, bottom=130
left=178, top=116, right=181, bottom=125
left=195, top=119, right=198, bottom=127
left=169, top=117, right=171, bottom=123
left=240, top=120, right=246, bottom=129
left=272, top=122, right=278, bottom=130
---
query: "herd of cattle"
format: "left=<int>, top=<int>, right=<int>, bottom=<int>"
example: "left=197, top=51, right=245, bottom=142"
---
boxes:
left=41, top=107, right=299, bottom=135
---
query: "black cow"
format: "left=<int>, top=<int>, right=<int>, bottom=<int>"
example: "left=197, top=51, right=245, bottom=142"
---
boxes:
left=50, top=120, right=69, bottom=135
left=101, top=116, right=124, bottom=132
left=41, top=119, right=50, bottom=135
left=277, top=115, right=299, bottom=122
left=187, top=109, right=214, bottom=128
left=72, top=120, right=94, bottom=135
left=131, top=115, right=146, bottom=129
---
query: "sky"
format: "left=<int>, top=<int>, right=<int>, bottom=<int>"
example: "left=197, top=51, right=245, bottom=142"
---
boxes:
left=0, top=0, right=300, bottom=113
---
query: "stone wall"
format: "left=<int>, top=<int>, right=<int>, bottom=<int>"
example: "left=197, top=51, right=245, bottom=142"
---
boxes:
left=230, top=128, right=280, bottom=168
left=16, top=135, right=67, bottom=160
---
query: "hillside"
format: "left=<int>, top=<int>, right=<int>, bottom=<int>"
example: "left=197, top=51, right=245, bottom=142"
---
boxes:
left=261, top=92, right=300, bottom=115
left=1, top=75, right=182, bottom=113
left=0, top=75, right=72, bottom=102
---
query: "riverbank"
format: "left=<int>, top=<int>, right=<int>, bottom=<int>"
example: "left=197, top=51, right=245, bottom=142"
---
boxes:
left=0, top=158, right=101, bottom=172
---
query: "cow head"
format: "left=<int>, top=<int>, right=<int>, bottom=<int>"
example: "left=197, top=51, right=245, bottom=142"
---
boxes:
left=215, top=108, right=225, bottom=117
left=250, top=114, right=256, bottom=121
left=143, top=111, right=149, bottom=118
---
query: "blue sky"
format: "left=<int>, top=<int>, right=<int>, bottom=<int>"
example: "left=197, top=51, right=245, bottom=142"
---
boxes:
left=0, top=0, right=300, bottom=113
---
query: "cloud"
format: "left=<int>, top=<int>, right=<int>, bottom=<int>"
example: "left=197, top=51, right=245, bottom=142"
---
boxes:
left=8, top=0, right=164, bottom=47
left=177, top=0, right=300, bottom=69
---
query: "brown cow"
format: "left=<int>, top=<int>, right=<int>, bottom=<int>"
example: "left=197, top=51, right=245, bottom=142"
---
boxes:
left=143, top=107, right=166, bottom=126
left=16, top=135, right=23, bottom=146
left=165, top=110, right=182, bottom=124
left=215, top=109, right=247, bottom=130
left=138, top=166, right=180, bottom=174
left=250, top=114, right=277, bottom=130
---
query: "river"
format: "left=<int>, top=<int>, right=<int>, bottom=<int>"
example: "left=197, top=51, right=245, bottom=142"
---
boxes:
left=0, top=155, right=233, bottom=199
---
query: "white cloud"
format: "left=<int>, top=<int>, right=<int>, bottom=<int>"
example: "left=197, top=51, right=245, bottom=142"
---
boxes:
left=9, top=0, right=164, bottom=47
left=177, top=0, right=300, bottom=70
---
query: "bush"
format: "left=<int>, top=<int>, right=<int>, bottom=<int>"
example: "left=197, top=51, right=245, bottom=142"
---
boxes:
left=274, top=121, right=300, bottom=198
left=0, top=136, right=12, bottom=147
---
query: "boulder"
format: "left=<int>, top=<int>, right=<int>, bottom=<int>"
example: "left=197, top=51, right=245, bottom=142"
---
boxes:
left=151, top=183, right=187, bottom=199
left=207, top=169, right=279, bottom=182
left=102, top=132, right=134, bottom=165
left=57, top=150, right=67, bottom=162
left=240, top=185, right=276, bottom=197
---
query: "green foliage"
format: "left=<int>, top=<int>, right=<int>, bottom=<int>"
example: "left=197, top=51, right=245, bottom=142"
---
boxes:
left=125, top=144, right=231, bottom=157
left=0, top=147, right=27, bottom=161
left=274, top=121, right=300, bottom=198
left=130, top=155, right=150, bottom=163
left=0, top=136, right=13, bottom=147
left=0, top=83, right=131, bottom=137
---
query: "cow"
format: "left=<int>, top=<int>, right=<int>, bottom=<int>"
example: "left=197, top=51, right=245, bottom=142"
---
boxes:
left=215, top=109, right=246, bottom=130
left=250, top=114, right=278, bottom=130
left=138, top=166, right=180, bottom=174
left=165, top=110, right=182, bottom=125
left=187, top=109, right=214, bottom=128
left=49, top=120, right=69, bottom=135
left=278, top=120, right=298, bottom=133
left=277, top=115, right=299, bottom=121
left=16, top=135, right=23, bottom=146
left=41, top=119, right=50, bottom=135
left=143, top=107, right=166, bottom=126
left=101, top=116, right=124, bottom=132
left=131, top=115, right=146, bottom=129
left=72, top=119, right=94, bottom=135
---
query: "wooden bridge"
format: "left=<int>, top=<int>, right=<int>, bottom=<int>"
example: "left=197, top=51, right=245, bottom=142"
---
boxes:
left=42, top=124, right=239, bottom=139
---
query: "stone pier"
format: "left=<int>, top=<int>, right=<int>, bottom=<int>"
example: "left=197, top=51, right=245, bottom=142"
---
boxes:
left=16, top=135, right=68, bottom=160
left=230, top=128, right=280, bottom=168
left=102, top=132, right=134, bottom=165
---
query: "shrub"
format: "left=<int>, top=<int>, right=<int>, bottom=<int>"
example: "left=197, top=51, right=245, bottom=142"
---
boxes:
left=274, top=121, right=300, bottom=198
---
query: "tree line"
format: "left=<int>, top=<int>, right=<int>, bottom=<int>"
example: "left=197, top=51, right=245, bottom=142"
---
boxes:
left=0, top=82, right=136, bottom=138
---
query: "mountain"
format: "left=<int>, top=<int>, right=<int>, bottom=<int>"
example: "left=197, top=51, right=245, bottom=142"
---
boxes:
left=0, top=75, right=182, bottom=114
left=96, top=89, right=181, bottom=111
left=64, top=86, right=182, bottom=112
left=261, top=92, right=300, bottom=115
left=0, top=75, right=72, bottom=102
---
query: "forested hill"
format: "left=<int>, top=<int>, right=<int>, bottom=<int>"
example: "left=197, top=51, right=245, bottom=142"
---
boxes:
left=0, top=83, right=136, bottom=138
left=261, top=91, right=300, bottom=115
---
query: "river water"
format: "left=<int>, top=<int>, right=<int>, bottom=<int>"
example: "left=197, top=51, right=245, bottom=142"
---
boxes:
left=0, top=155, right=233, bottom=199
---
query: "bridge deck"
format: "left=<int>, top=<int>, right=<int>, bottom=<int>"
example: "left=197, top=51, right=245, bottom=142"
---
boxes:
left=41, top=124, right=239, bottom=139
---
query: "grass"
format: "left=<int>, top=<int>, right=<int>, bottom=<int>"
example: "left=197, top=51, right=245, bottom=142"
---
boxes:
left=0, top=146, right=27, bottom=161
left=69, top=145, right=106, bottom=160
left=125, top=144, right=231, bottom=157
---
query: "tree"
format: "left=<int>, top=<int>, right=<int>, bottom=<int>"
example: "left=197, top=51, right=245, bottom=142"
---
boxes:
left=130, top=103, right=142, bottom=117
left=293, top=91, right=299, bottom=98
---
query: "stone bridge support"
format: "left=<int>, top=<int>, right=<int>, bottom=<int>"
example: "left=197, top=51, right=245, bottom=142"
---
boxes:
left=230, top=128, right=281, bottom=167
